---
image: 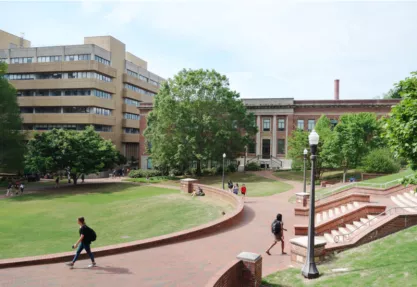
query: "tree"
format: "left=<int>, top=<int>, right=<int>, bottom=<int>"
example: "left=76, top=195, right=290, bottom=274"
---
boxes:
left=383, top=86, right=402, bottom=99
left=144, top=69, right=257, bottom=175
left=0, top=62, right=25, bottom=172
left=288, top=115, right=334, bottom=179
left=25, top=127, right=122, bottom=184
left=384, top=71, right=417, bottom=182
left=362, top=148, right=400, bottom=174
left=322, top=113, right=382, bottom=182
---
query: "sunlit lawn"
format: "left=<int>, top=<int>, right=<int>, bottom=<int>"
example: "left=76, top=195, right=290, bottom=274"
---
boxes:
left=262, top=225, right=417, bottom=287
left=197, top=172, right=293, bottom=197
left=0, top=183, right=233, bottom=259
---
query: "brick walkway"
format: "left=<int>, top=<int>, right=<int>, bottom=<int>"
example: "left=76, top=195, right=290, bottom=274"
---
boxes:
left=0, top=172, right=306, bottom=287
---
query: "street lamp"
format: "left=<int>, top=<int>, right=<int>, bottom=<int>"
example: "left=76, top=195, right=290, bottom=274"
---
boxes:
left=302, top=129, right=320, bottom=279
left=303, top=148, right=308, bottom=194
left=222, top=153, right=226, bottom=190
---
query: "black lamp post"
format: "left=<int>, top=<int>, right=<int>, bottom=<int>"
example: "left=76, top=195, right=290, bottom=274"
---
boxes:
left=303, top=148, right=308, bottom=194
left=222, top=153, right=226, bottom=190
left=302, top=129, right=320, bottom=279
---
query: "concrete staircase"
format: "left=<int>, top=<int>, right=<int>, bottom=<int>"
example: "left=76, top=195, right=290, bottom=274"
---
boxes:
left=390, top=190, right=417, bottom=212
left=316, top=201, right=361, bottom=224
left=321, top=214, right=379, bottom=244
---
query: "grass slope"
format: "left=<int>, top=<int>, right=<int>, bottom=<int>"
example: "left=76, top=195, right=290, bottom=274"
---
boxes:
left=362, top=169, right=414, bottom=184
left=197, top=173, right=293, bottom=197
left=262, top=225, right=417, bottom=287
left=0, top=183, right=233, bottom=259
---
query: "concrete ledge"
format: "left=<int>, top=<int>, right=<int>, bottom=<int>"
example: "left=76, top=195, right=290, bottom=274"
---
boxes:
left=290, top=236, right=327, bottom=264
left=0, top=183, right=244, bottom=269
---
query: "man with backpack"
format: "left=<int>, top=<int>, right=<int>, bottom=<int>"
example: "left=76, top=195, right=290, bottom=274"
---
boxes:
left=65, top=217, right=97, bottom=268
left=266, top=213, right=287, bottom=255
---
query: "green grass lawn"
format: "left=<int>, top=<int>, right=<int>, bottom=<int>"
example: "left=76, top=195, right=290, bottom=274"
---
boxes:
left=0, top=183, right=233, bottom=259
left=262, top=225, right=417, bottom=287
left=361, top=169, right=414, bottom=184
left=275, top=169, right=360, bottom=183
left=197, top=172, right=293, bottom=197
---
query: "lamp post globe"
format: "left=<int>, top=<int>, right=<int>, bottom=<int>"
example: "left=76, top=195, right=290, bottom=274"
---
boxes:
left=222, top=153, right=226, bottom=190
left=302, top=129, right=320, bottom=279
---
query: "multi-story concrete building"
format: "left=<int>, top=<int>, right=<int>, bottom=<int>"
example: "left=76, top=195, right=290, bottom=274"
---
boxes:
left=0, top=29, right=163, bottom=166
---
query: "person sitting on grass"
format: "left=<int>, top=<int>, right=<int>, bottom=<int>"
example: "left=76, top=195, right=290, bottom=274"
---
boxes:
left=192, top=186, right=205, bottom=197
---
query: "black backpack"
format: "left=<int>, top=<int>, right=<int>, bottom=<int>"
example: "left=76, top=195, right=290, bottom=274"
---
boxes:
left=85, top=226, right=97, bottom=242
left=271, top=220, right=282, bottom=235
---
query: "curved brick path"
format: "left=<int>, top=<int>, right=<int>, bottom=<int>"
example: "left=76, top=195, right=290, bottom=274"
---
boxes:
left=0, top=172, right=306, bottom=287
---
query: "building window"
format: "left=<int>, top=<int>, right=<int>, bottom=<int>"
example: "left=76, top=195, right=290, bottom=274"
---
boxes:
left=10, top=57, right=33, bottom=64
left=147, top=158, right=152, bottom=169
left=263, top=118, right=271, bottom=131
left=37, top=56, right=62, bottom=63
left=94, top=125, right=112, bottom=132
left=94, top=55, right=110, bottom=66
left=6, top=73, right=35, bottom=80
left=330, top=119, right=338, bottom=130
left=124, top=98, right=140, bottom=107
left=308, top=119, right=315, bottom=131
left=65, top=54, right=90, bottom=61
left=277, top=139, right=285, bottom=155
left=248, top=139, right=256, bottom=154
left=127, top=69, right=138, bottom=77
left=278, top=119, right=285, bottom=131
left=64, top=89, right=91, bottom=96
left=93, top=90, right=111, bottom=99
left=92, top=107, right=111, bottom=116
left=0, top=58, right=8, bottom=63
left=149, top=79, right=159, bottom=87
left=20, top=107, right=33, bottom=113
left=139, top=74, right=149, bottom=82
left=124, top=83, right=156, bottom=97
left=34, top=107, right=61, bottom=113
left=124, top=128, right=140, bottom=134
left=63, top=107, right=90, bottom=113
left=297, top=120, right=304, bottom=130
left=123, top=113, right=140, bottom=120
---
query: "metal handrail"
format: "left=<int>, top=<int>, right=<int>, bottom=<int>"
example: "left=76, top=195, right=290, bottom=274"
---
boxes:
left=270, top=155, right=283, bottom=168
left=333, top=205, right=417, bottom=243
left=246, top=155, right=260, bottom=164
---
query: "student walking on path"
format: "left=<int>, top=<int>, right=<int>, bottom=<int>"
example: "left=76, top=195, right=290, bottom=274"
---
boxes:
left=66, top=217, right=97, bottom=268
left=241, top=184, right=247, bottom=199
left=19, top=183, right=24, bottom=195
left=233, top=184, right=239, bottom=195
left=55, top=176, right=60, bottom=188
left=6, top=182, right=12, bottom=197
left=266, top=213, right=287, bottom=255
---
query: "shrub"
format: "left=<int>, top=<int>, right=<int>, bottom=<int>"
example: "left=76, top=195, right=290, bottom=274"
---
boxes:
left=202, top=167, right=217, bottom=176
left=128, top=169, right=162, bottom=178
left=169, top=168, right=182, bottom=176
left=362, top=148, right=401, bottom=174
left=246, top=162, right=261, bottom=171
left=227, top=164, right=237, bottom=173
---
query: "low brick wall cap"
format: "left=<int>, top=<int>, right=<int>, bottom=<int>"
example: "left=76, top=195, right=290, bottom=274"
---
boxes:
left=180, top=178, right=198, bottom=182
left=290, top=236, right=327, bottom=248
left=237, top=251, right=261, bottom=262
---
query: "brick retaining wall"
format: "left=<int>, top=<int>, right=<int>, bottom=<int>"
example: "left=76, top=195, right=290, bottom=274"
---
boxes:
left=205, top=260, right=244, bottom=287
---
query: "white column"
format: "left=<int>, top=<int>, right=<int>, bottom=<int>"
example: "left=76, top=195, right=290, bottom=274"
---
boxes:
left=256, top=116, right=261, bottom=156
left=272, top=115, right=277, bottom=157
left=285, top=116, right=289, bottom=156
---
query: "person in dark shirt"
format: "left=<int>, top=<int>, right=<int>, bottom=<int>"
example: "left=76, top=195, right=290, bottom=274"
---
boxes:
left=65, top=217, right=96, bottom=268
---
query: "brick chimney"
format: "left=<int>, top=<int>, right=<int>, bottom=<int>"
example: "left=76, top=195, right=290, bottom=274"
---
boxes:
left=334, top=79, right=340, bottom=100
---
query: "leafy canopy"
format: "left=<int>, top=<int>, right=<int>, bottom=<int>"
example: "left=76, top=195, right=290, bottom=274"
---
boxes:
left=385, top=72, right=417, bottom=181
left=25, top=126, right=122, bottom=183
left=144, top=69, right=257, bottom=174
left=0, top=62, right=25, bottom=172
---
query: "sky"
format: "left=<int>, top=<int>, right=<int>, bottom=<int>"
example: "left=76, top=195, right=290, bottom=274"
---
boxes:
left=1, top=0, right=416, bottom=100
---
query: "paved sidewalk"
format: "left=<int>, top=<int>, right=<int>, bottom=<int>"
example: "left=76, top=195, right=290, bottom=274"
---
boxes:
left=0, top=172, right=305, bottom=287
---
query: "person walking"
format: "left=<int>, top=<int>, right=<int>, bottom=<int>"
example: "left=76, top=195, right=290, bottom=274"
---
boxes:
left=15, top=180, right=20, bottom=196
left=81, top=174, right=85, bottom=183
left=241, top=183, right=247, bottom=200
left=6, top=181, right=12, bottom=197
left=55, top=176, right=60, bottom=188
left=19, top=182, right=24, bottom=195
left=227, top=180, right=233, bottom=192
left=266, top=213, right=287, bottom=255
left=233, top=184, right=239, bottom=195
left=65, top=217, right=97, bottom=268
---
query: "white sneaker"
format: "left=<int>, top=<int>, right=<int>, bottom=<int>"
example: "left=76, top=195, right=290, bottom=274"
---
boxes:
left=88, top=262, right=96, bottom=268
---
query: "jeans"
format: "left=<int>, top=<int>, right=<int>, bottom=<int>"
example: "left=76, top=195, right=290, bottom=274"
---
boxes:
left=72, top=242, right=95, bottom=263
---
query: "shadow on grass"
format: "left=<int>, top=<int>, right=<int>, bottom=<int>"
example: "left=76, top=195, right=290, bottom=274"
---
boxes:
left=4, top=183, right=143, bottom=202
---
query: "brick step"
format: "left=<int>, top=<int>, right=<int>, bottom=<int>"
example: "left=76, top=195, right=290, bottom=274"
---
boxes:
left=316, top=201, right=361, bottom=224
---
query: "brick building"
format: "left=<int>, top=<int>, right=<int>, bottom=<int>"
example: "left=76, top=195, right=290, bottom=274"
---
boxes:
left=139, top=81, right=399, bottom=170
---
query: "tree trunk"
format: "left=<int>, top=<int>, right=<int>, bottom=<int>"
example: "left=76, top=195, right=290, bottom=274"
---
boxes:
left=196, top=160, right=202, bottom=176
left=343, top=168, right=347, bottom=183
left=72, top=174, right=78, bottom=185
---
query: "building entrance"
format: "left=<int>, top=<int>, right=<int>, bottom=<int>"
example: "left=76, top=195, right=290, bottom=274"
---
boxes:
left=262, top=139, right=271, bottom=159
